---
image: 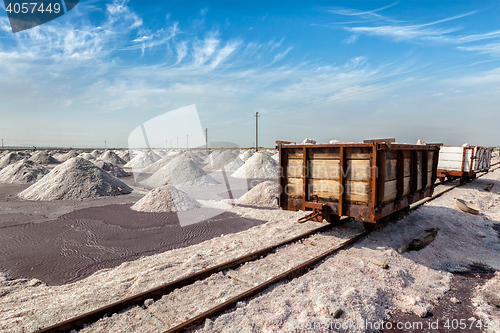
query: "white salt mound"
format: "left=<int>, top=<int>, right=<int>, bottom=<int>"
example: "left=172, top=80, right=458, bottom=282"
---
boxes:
left=301, top=138, right=316, bottom=144
left=0, top=160, right=48, bottom=184
left=0, top=152, right=24, bottom=170
left=116, top=150, right=131, bottom=162
left=416, top=139, right=426, bottom=145
left=28, top=151, right=60, bottom=164
left=205, top=150, right=243, bottom=172
left=124, top=151, right=161, bottom=169
left=99, top=151, right=126, bottom=165
left=236, top=181, right=279, bottom=207
left=239, top=151, right=254, bottom=162
left=141, top=157, right=173, bottom=174
left=232, top=152, right=279, bottom=179
left=18, top=157, right=132, bottom=201
left=90, top=150, right=101, bottom=158
left=79, top=153, right=96, bottom=161
left=131, top=185, right=201, bottom=212
left=203, top=150, right=221, bottom=164
left=58, top=150, right=79, bottom=162
left=93, top=160, right=130, bottom=178
left=142, top=155, right=219, bottom=188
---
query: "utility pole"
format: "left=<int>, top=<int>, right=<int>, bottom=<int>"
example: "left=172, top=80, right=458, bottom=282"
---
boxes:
left=104, top=140, right=106, bottom=149
left=1, top=139, right=3, bottom=149
left=255, top=111, right=259, bottom=152
left=205, top=128, right=208, bottom=149
left=187, top=135, right=188, bottom=149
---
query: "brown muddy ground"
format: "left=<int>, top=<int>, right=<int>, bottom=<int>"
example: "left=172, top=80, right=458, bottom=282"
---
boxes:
left=383, top=265, right=497, bottom=333
left=0, top=175, right=265, bottom=286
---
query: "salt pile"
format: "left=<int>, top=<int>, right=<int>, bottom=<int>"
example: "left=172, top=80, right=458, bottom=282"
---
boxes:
left=416, top=139, right=426, bottom=145
left=124, top=151, right=161, bottom=169
left=205, top=150, right=242, bottom=171
left=0, top=160, right=48, bottom=184
left=239, top=151, right=254, bottom=162
left=203, top=150, right=221, bottom=164
left=236, top=181, right=278, bottom=207
left=28, top=151, right=60, bottom=164
left=18, top=157, right=132, bottom=201
left=99, top=151, right=126, bottom=165
left=79, top=153, right=96, bottom=160
left=57, top=150, right=79, bottom=162
left=232, top=152, right=279, bottom=179
left=131, top=185, right=201, bottom=212
left=116, top=150, right=131, bottom=162
left=184, top=151, right=204, bottom=165
left=0, top=152, right=24, bottom=170
left=91, top=150, right=101, bottom=158
left=141, top=157, right=173, bottom=174
left=301, top=138, right=316, bottom=144
left=142, top=155, right=219, bottom=188
left=93, top=160, right=130, bottom=178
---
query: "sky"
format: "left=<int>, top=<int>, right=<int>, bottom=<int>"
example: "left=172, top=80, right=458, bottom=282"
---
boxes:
left=0, top=0, right=499, bottom=148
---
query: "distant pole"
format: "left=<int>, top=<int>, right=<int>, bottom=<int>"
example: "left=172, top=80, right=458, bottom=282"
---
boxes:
left=171, top=139, right=172, bottom=148
left=166, top=140, right=167, bottom=149
left=105, top=140, right=106, bottom=149
left=205, top=128, right=208, bottom=149
left=177, top=137, right=178, bottom=149
left=1, top=139, right=3, bottom=149
left=187, top=135, right=188, bottom=149
left=255, top=111, right=259, bottom=152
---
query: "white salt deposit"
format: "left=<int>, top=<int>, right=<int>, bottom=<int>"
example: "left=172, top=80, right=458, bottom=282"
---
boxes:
left=142, top=155, right=219, bottom=188
left=79, top=153, right=96, bottom=161
left=232, top=152, right=279, bottom=179
left=473, top=272, right=500, bottom=332
left=131, top=185, right=201, bottom=212
left=57, top=150, right=79, bottom=162
left=116, top=150, right=131, bottom=162
left=416, top=139, right=426, bottom=145
left=124, top=151, right=161, bottom=169
left=206, top=150, right=243, bottom=172
left=236, top=181, right=278, bottom=208
left=91, top=150, right=101, bottom=158
left=93, top=160, right=130, bottom=178
left=0, top=160, right=48, bottom=184
left=239, top=151, right=254, bottom=162
left=18, top=157, right=132, bottom=201
left=28, top=151, right=60, bottom=165
left=0, top=152, right=24, bottom=170
left=99, top=151, right=126, bottom=165
left=203, top=150, right=221, bottom=164
left=141, top=157, right=174, bottom=174
left=301, top=138, right=316, bottom=144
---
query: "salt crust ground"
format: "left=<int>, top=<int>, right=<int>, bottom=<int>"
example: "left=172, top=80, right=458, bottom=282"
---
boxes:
left=2, top=160, right=499, bottom=333
left=472, top=272, right=500, bottom=333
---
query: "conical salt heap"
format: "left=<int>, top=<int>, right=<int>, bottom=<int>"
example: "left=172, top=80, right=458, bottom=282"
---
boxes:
left=124, top=151, right=161, bottom=169
left=131, top=185, right=201, bottom=212
left=142, top=154, right=219, bottom=188
left=0, top=152, right=25, bottom=170
left=18, top=157, right=132, bottom=200
left=58, top=150, right=79, bottom=162
left=99, top=151, right=126, bottom=165
left=232, top=152, right=279, bottom=179
left=0, top=160, right=48, bottom=184
left=29, top=151, right=60, bottom=165
left=236, top=181, right=279, bottom=208
left=205, top=150, right=242, bottom=171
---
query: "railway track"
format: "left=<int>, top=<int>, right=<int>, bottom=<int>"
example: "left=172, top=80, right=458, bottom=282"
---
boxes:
left=35, top=164, right=500, bottom=333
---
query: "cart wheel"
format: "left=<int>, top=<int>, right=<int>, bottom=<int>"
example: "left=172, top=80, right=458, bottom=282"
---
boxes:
left=363, top=222, right=377, bottom=231
left=326, top=214, right=341, bottom=225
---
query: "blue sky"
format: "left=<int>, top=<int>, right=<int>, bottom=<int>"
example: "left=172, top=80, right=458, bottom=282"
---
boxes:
left=0, top=0, right=499, bottom=148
